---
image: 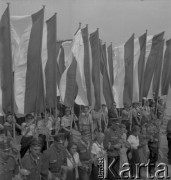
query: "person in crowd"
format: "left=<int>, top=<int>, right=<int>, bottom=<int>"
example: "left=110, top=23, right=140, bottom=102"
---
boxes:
left=150, top=101, right=157, bottom=120
left=91, top=132, right=107, bottom=180
left=119, top=124, right=129, bottom=170
left=92, top=108, right=101, bottom=133
left=20, top=113, right=36, bottom=158
left=157, top=98, right=165, bottom=120
left=148, top=122, right=159, bottom=175
left=61, top=107, right=74, bottom=134
left=100, top=104, right=108, bottom=133
left=41, top=133, right=68, bottom=180
left=127, top=125, right=141, bottom=178
left=121, top=104, right=131, bottom=134
left=138, top=126, right=150, bottom=179
left=131, top=102, right=141, bottom=128
left=4, top=113, right=22, bottom=138
left=166, top=120, right=171, bottom=164
left=0, top=138, right=19, bottom=180
left=79, top=106, right=93, bottom=142
left=66, top=142, right=82, bottom=180
left=103, top=119, right=122, bottom=179
left=77, top=134, right=93, bottom=180
left=141, top=99, right=151, bottom=125
left=108, top=102, right=118, bottom=125
left=21, top=138, right=42, bottom=180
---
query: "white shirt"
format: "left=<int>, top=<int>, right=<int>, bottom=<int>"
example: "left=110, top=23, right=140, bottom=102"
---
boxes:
left=127, top=135, right=139, bottom=149
left=91, top=141, right=107, bottom=178
left=91, top=142, right=106, bottom=158
left=22, top=123, right=36, bottom=137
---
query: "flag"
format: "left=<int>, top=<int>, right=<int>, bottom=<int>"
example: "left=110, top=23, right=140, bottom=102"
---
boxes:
left=113, top=34, right=134, bottom=108
left=0, top=6, right=13, bottom=114
left=143, top=32, right=164, bottom=97
left=100, top=42, right=114, bottom=109
left=45, top=14, right=57, bottom=109
left=133, top=32, right=147, bottom=103
left=138, top=32, right=147, bottom=101
left=161, top=39, right=171, bottom=95
left=153, top=40, right=164, bottom=98
left=12, top=8, right=45, bottom=114
left=123, top=34, right=134, bottom=106
left=57, top=42, right=65, bottom=76
left=59, top=39, right=77, bottom=107
left=90, top=29, right=101, bottom=110
left=81, top=25, right=92, bottom=106
left=108, top=43, right=114, bottom=86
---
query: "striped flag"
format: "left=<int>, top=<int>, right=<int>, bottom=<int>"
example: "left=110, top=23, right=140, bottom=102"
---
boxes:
left=0, top=6, right=13, bottom=115
left=45, top=14, right=57, bottom=109
left=133, top=32, right=147, bottom=103
left=138, top=32, right=147, bottom=101
left=11, top=8, right=45, bottom=115
left=123, top=34, right=134, bottom=106
left=143, top=32, right=164, bottom=98
left=59, top=38, right=78, bottom=107
left=90, top=29, right=101, bottom=111
left=81, top=25, right=92, bottom=106
left=100, top=42, right=115, bottom=109
left=161, top=39, right=171, bottom=95
left=113, top=34, right=134, bottom=108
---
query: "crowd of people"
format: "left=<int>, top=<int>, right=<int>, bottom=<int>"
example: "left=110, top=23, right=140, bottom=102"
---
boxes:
left=0, top=96, right=166, bottom=180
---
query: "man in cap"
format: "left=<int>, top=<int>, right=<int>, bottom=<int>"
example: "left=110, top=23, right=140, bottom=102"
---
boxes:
left=41, top=133, right=68, bottom=180
left=103, top=119, right=122, bottom=179
left=21, top=138, right=42, bottom=180
left=0, top=139, right=19, bottom=180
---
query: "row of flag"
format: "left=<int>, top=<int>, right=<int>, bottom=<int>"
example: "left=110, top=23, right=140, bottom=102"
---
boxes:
left=0, top=6, right=171, bottom=116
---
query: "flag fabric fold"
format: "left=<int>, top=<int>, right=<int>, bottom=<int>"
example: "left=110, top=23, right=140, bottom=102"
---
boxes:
left=12, top=8, right=45, bottom=115
left=143, top=32, right=164, bottom=98
left=123, top=34, right=134, bottom=106
left=0, top=6, right=13, bottom=114
left=90, top=30, right=101, bottom=111
left=108, top=44, right=114, bottom=86
left=161, top=39, right=171, bottom=95
left=100, top=42, right=114, bottom=109
left=45, top=14, right=57, bottom=109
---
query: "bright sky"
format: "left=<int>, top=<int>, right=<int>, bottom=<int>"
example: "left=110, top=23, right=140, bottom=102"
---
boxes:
left=0, top=0, right=171, bottom=46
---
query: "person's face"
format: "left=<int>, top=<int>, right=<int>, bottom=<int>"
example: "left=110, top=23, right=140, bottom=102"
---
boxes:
left=65, top=110, right=70, bottom=116
left=70, top=145, right=77, bottom=155
left=102, top=106, right=106, bottom=111
left=6, top=115, right=13, bottom=124
left=30, top=146, right=41, bottom=157
left=26, top=116, right=33, bottom=123
left=84, top=107, right=89, bottom=114
left=97, top=135, right=104, bottom=144
left=112, top=104, right=116, bottom=109
left=134, top=129, right=140, bottom=136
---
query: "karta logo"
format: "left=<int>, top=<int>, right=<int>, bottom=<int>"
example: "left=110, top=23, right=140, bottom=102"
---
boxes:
left=98, top=157, right=170, bottom=179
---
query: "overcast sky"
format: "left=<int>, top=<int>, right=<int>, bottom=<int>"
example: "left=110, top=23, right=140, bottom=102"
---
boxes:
left=0, top=0, right=171, bottom=46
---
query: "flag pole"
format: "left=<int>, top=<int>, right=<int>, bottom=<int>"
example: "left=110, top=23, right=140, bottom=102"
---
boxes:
left=6, top=2, right=16, bottom=140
